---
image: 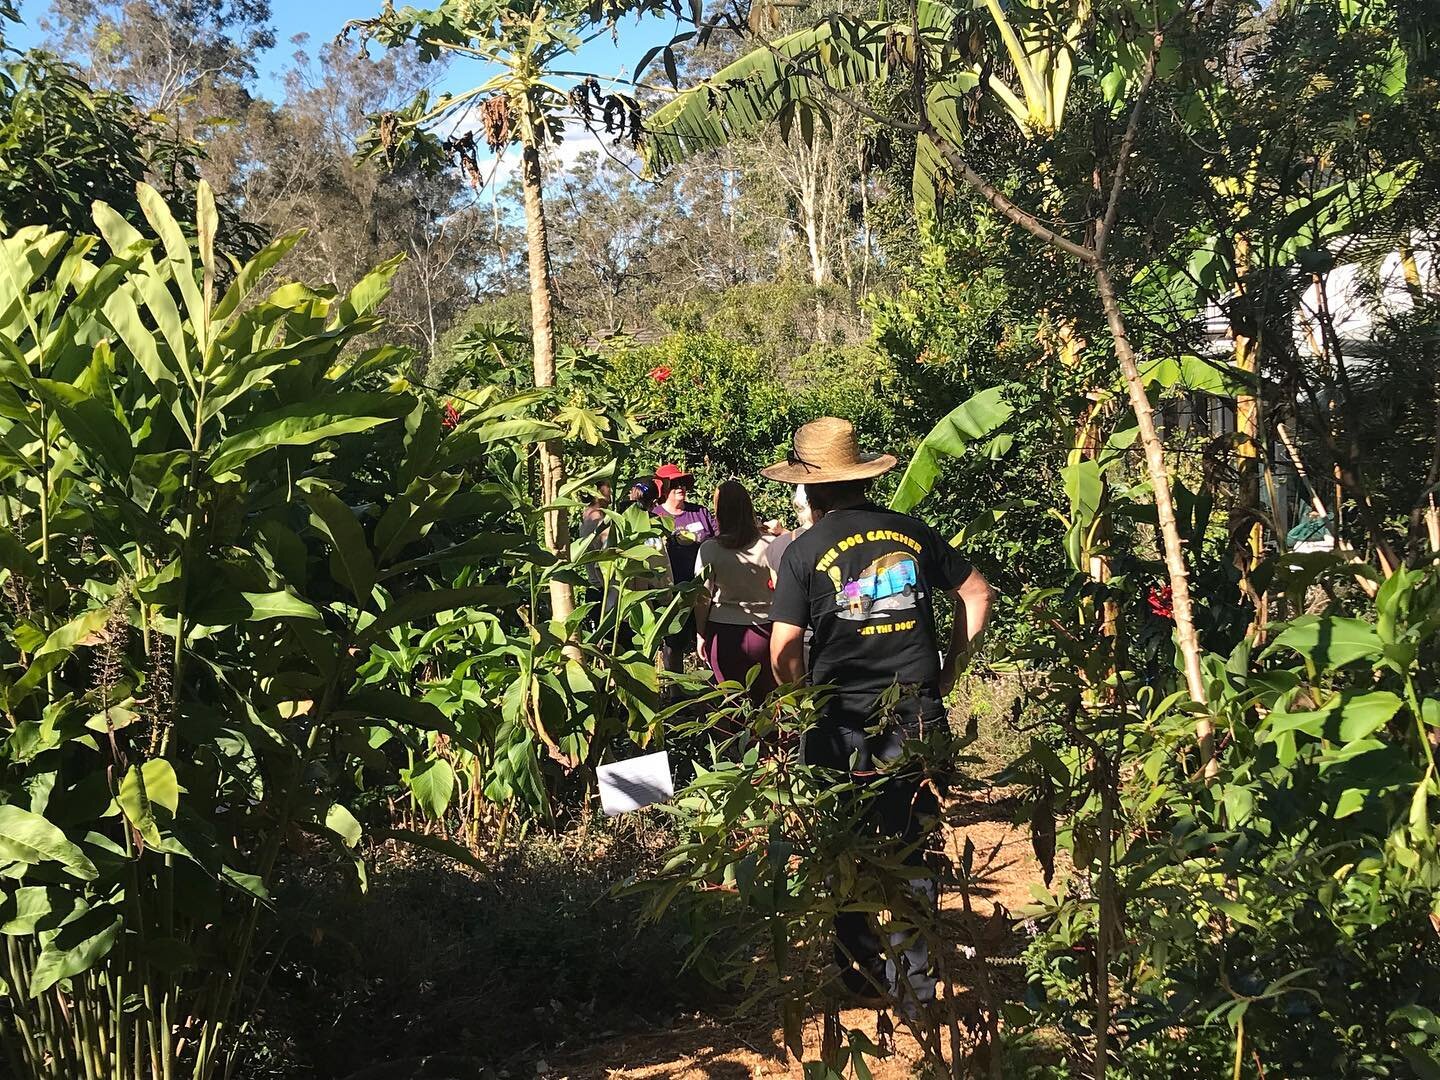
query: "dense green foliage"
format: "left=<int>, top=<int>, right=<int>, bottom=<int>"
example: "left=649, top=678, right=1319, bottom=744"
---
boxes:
left=608, top=327, right=894, bottom=516
left=0, top=177, right=694, bottom=1076
left=0, top=43, right=263, bottom=258
left=0, top=0, right=1438, bottom=1076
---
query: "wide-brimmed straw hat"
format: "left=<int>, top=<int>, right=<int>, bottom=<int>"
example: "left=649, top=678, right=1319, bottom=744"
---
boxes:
left=761, top=417, right=897, bottom=484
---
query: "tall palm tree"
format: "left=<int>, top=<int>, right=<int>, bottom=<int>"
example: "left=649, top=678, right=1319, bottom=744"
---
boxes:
left=348, top=0, right=661, bottom=626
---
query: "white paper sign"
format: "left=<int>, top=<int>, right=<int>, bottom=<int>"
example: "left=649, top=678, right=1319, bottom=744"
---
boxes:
left=597, top=751, right=674, bottom=816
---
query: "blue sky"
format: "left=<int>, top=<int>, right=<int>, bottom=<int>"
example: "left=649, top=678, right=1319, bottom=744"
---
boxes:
left=7, top=0, right=677, bottom=101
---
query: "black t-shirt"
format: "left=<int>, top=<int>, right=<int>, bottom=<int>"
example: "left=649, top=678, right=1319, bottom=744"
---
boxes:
left=772, top=504, right=972, bottom=695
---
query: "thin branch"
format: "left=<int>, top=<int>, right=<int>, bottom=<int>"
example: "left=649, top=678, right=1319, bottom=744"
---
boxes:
left=1095, top=26, right=1165, bottom=260
left=926, top=129, right=1097, bottom=262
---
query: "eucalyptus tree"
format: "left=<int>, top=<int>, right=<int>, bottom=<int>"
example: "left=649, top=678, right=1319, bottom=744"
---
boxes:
left=642, top=0, right=1218, bottom=744
left=345, top=0, right=674, bottom=626
left=39, top=0, right=275, bottom=138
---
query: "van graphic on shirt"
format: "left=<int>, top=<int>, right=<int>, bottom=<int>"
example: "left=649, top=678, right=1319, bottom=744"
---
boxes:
left=827, top=551, right=920, bottom=621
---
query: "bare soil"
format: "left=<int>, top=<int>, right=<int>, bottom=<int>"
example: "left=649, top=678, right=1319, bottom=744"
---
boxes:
left=546, top=794, right=1042, bottom=1080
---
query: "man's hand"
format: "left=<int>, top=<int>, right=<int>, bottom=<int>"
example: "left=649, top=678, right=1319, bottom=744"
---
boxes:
left=770, top=622, right=807, bottom=685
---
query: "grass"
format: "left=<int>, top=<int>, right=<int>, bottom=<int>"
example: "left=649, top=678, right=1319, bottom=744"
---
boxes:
left=239, top=812, right=708, bottom=1079
left=949, top=671, right=1029, bottom=779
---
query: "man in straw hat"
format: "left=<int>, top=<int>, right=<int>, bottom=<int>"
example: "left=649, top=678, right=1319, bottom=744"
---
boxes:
left=765, top=417, right=993, bottom=1013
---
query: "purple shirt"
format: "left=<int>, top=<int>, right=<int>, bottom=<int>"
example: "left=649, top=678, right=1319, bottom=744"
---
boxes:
left=653, top=502, right=718, bottom=583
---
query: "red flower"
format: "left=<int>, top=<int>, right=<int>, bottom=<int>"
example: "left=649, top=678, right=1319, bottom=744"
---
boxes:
left=648, top=365, right=672, bottom=383
left=442, top=403, right=461, bottom=430
left=1147, top=585, right=1173, bottom=620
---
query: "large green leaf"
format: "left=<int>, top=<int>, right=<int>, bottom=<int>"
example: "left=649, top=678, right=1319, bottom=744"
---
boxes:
left=101, top=285, right=175, bottom=390
left=29, top=906, right=121, bottom=996
left=0, top=804, right=97, bottom=880
left=0, top=886, right=83, bottom=936
left=337, top=253, right=405, bottom=322
left=1265, top=690, right=1403, bottom=745
left=0, top=524, right=41, bottom=582
left=1137, top=355, right=1254, bottom=397
left=372, top=475, right=461, bottom=567
left=207, top=393, right=411, bottom=475
left=357, top=586, right=519, bottom=645
left=341, top=687, right=455, bottom=734
left=889, top=386, right=1012, bottom=513
left=1271, top=164, right=1418, bottom=263
left=33, top=377, right=134, bottom=476
left=405, top=757, right=455, bottom=820
left=188, top=590, right=323, bottom=629
left=1266, top=615, right=1385, bottom=672
left=325, top=803, right=363, bottom=849
left=1336, top=691, right=1405, bottom=744
left=33, top=607, right=111, bottom=658
left=377, top=532, right=530, bottom=581
left=214, top=231, right=305, bottom=323
left=0, top=227, right=68, bottom=333
left=90, top=200, right=145, bottom=259
left=1062, top=458, right=1103, bottom=529
left=117, top=760, right=180, bottom=848
left=643, top=6, right=960, bottom=175
left=136, top=182, right=204, bottom=329
left=300, top=481, right=377, bottom=602
left=118, top=764, right=158, bottom=847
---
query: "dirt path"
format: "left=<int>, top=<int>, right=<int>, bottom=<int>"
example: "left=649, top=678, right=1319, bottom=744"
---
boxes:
left=548, top=795, right=1041, bottom=1080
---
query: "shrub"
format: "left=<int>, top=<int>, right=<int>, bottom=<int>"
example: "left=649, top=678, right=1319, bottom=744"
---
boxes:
left=607, top=329, right=897, bottom=520
left=0, top=186, right=565, bottom=1076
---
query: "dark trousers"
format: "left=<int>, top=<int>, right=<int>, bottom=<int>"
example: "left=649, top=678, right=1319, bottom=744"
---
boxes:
left=803, top=687, right=943, bottom=1012
left=661, top=613, right=696, bottom=675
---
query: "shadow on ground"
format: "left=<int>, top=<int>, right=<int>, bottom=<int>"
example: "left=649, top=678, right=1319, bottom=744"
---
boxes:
left=239, top=815, right=715, bottom=1079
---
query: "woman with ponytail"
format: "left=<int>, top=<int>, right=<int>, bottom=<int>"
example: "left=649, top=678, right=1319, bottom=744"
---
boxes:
left=693, top=480, right=777, bottom=705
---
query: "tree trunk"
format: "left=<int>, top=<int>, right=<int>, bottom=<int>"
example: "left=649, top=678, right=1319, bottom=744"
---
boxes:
left=1230, top=232, right=1266, bottom=633
left=1094, top=262, right=1214, bottom=765
left=1400, top=245, right=1440, bottom=560
left=520, top=141, right=576, bottom=625
left=926, top=26, right=1214, bottom=768
left=801, top=188, right=828, bottom=287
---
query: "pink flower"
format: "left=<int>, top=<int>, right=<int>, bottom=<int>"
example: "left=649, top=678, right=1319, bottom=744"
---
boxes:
left=442, top=403, right=461, bottom=430
left=648, top=365, right=672, bottom=383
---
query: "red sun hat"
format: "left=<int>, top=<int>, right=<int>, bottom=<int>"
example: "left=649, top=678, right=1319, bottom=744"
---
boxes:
left=654, top=463, right=693, bottom=485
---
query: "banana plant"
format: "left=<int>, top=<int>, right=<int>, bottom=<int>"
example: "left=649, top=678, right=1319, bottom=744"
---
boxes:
left=643, top=0, right=1090, bottom=214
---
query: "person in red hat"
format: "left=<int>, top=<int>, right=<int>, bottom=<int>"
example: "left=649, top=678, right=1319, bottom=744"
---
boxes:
left=652, top=463, right=717, bottom=674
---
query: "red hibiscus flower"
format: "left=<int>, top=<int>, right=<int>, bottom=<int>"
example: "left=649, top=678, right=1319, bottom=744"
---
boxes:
left=1147, top=585, right=1173, bottom=620
left=648, top=365, right=672, bottom=383
left=441, top=403, right=461, bottom=430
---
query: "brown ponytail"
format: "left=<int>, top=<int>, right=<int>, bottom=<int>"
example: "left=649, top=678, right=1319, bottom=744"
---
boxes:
left=714, top=479, right=761, bottom=550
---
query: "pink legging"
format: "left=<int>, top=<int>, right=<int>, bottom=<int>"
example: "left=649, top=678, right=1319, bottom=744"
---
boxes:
left=701, top=621, right=776, bottom=705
